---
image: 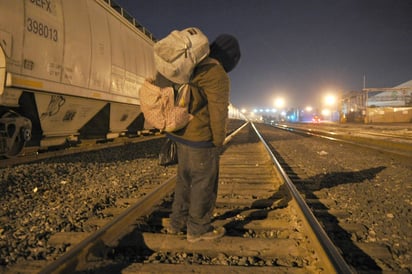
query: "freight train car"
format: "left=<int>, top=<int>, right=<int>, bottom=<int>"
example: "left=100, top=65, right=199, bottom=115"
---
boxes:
left=0, top=0, right=156, bottom=157
left=228, top=103, right=245, bottom=121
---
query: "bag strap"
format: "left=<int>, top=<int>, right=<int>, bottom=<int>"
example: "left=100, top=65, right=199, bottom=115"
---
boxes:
left=175, top=84, right=191, bottom=107
left=197, top=57, right=220, bottom=67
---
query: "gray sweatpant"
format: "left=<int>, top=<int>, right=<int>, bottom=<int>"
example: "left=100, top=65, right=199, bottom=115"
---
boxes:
left=170, top=142, right=220, bottom=236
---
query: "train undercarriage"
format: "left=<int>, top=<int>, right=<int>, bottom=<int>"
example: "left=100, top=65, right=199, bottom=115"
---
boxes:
left=0, top=110, right=32, bottom=157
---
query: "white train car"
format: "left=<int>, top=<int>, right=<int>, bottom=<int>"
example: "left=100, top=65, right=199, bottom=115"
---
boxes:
left=228, top=103, right=246, bottom=121
left=0, top=0, right=156, bottom=157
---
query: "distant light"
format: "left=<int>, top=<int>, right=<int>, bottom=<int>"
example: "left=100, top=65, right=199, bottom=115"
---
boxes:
left=305, top=106, right=313, bottom=112
left=321, top=109, right=331, bottom=116
left=325, top=95, right=336, bottom=106
left=275, top=98, right=285, bottom=108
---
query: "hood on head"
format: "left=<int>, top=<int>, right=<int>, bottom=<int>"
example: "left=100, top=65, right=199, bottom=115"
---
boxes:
left=209, top=34, right=241, bottom=72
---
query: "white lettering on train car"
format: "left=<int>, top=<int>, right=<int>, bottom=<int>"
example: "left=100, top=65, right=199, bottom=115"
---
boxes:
left=26, top=17, right=58, bottom=42
left=30, top=0, right=52, bottom=13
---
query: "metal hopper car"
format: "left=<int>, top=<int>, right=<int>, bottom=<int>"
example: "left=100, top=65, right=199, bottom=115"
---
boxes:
left=0, top=0, right=156, bottom=157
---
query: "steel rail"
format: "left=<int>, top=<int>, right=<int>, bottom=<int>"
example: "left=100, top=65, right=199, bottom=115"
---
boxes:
left=223, top=121, right=250, bottom=145
left=38, top=123, right=247, bottom=274
left=251, top=122, right=355, bottom=274
left=39, top=176, right=176, bottom=274
left=0, top=134, right=163, bottom=168
left=275, top=124, right=412, bottom=157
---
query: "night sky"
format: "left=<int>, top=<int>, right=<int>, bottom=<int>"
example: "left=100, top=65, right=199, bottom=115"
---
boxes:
left=114, top=0, right=412, bottom=110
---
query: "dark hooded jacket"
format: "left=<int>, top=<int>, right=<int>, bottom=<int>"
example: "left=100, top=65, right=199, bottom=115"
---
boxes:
left=168, top=57, right=229, bottom=147
left=167, top=34, right=241, bottom=147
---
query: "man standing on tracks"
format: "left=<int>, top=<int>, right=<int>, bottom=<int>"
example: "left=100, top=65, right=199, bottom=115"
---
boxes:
left=164, top=34, right=241, bottom=243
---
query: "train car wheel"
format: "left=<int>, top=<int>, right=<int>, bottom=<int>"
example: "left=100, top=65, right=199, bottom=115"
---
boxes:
left=1, top=111, right=30, bottom=158
left=6, top=130, right=26, bottom=158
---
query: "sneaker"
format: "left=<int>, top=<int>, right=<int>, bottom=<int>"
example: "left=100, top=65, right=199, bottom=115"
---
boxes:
left=187, top=227, right=225, bottom=243
left=165, top=226, right=186, bottom=235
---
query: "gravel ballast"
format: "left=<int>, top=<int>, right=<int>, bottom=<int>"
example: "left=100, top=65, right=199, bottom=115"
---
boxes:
left=1, top=122, right=411, bottom=273
left=0, top=138, right=175, bottom=266
left=259, top=123, right=412, bottom=272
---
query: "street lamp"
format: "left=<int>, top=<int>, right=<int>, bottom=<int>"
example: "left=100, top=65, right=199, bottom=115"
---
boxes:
left=324, top=94, right=337, bottom=121
left=275, top=98, right=285, bottom=108
left=273, top=97, right=285, bottom=122
left=325, top=95, right=336, bottom=106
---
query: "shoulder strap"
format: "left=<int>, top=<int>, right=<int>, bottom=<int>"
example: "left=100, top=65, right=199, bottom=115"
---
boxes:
left=197, top=57, right=220, bottom=67
left=175, top=84, right=191, bottom=107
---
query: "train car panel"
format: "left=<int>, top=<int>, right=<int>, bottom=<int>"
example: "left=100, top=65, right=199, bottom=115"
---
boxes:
left=143, top=42, right=156, bottom=81
left=88, top=0, right=112, bottom=92
left=0, top=48, right=5, bottom=97
left=23, top=0, right=64, bottom=82
left=35, top=93, right=105, bottom=137
left=123, top=32, right=140, bottom=97
left=133, top=41, right=147, bottom=80
left=109, top=102, right=141, bottom=136
left=108, top=16, right=126, bottom=93
left=124, top=31, right=138, bottom=77
left=0, top=87, right=24, bottom=107
left=0, top=1, right=23, bottom=74
left=124, top=71, right=141, bottom=98
left=134, top=41, right=156, bottom=104
left=61, top=0, right=91, bottom=88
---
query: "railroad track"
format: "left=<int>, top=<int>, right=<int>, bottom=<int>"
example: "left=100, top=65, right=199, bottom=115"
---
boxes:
left=0, top=120, right=245, bottom=168
left=256, top=123, right=411, bottom=273
left=0, top=134, right=163, bottom=169
left=275, top=123, right=412, bottom=157
left=5, top=122, right=354, bottom=274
